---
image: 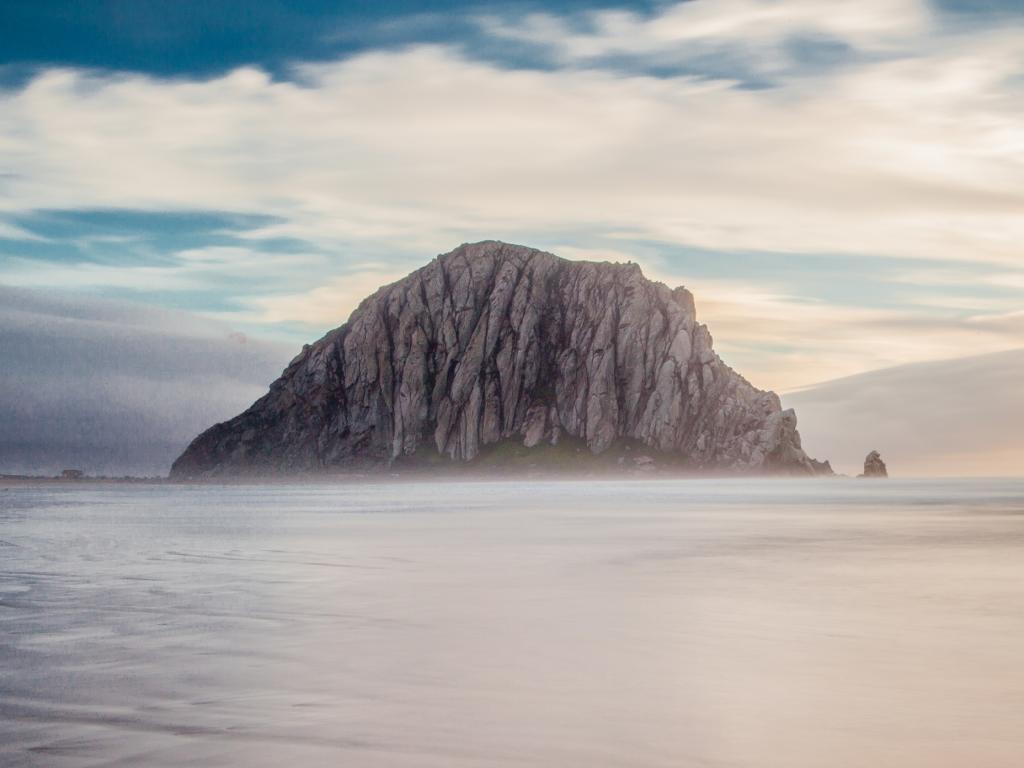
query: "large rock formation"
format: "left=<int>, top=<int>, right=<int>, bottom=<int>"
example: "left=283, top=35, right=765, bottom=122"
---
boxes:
left=171, top=242, right=830, bottom=478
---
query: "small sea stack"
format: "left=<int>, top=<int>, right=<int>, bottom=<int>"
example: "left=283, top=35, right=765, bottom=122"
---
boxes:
left=860, top=450, right=888, bottom=478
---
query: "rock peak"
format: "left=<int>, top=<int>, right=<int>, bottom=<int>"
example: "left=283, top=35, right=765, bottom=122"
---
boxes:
left=860, top=450, right=888, bottom=478
left=448, top=240, right=648, bottom=277
left=171, top=242, right=830, bottom=478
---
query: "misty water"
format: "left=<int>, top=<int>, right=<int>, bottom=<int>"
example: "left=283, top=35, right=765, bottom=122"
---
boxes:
left=2, top=479, right=1024, bottom=767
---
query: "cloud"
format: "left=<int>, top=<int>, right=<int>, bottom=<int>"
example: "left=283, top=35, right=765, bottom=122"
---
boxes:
left=0, top=5, right=1022, bottom=267
left=480, top=0, right=931, bottom=72
left=0, top=244, right=332, bottom=310
left=687, top=281, right=1024, bottom=391
left=243, top=267, right=411, bottom=326
left=0, top=220, right=44, bottom=240
left=784, top=348, right=1024, bottom=477
left=0, top=285, right=293, bottom=476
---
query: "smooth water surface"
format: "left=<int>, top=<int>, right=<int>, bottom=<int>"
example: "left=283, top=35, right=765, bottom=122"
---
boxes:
left=2, top=479, right=1024, bottom=767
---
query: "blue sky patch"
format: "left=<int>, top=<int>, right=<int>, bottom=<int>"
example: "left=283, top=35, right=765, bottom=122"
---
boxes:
left=0, top=1, right=660, bottom=79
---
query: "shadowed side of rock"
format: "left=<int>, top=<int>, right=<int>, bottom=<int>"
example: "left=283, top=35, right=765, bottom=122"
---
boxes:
left=171, top=241, right=830, bottom=478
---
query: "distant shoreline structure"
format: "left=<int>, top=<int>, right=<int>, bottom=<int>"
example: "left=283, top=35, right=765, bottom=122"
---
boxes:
left=0, top=473, right=167, bottom=485
left=3, top=463, right=855, bottom=486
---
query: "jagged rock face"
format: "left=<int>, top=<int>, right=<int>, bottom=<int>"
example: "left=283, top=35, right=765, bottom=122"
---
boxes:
left=171, top=241, right=829, bottom=478
left=861, top=450, right=888, bottom=478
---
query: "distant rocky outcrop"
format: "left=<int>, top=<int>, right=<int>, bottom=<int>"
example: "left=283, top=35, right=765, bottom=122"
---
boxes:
left=860, top=450, right=888, bottom=478
left=171, top=241, right=831, bottom=478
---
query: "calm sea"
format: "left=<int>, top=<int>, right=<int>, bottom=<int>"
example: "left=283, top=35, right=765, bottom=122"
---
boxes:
left=2, top=479, right=1023, bottom=767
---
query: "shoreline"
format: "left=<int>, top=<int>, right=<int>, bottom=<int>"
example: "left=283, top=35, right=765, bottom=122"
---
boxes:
left=0, top=469, right=852, bottom=487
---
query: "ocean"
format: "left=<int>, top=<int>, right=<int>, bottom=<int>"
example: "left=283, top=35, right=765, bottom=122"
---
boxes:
left=2, top=478, right=1023, bottom=767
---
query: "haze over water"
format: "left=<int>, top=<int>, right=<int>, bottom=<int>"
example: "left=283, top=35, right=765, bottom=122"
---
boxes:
left=2, top=479, right=1024, bottom=767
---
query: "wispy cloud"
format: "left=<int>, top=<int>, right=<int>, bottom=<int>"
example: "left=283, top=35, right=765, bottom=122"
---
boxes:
left=480, top=0, right=930, bottom=75
left=0, top=245, right=326, bottom=296
left=241, top=267, right=412, bottom=326
left=0, top=220, right=46, bottom=241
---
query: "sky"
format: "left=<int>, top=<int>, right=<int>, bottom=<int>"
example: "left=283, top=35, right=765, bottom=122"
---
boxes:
left=1, top=0, right=1022, bottom=475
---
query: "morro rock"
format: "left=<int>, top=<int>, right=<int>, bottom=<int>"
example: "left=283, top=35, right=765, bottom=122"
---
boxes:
left=171, top=241, right=830, bottom=478
left=860, top=450, right=888, bottom=478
